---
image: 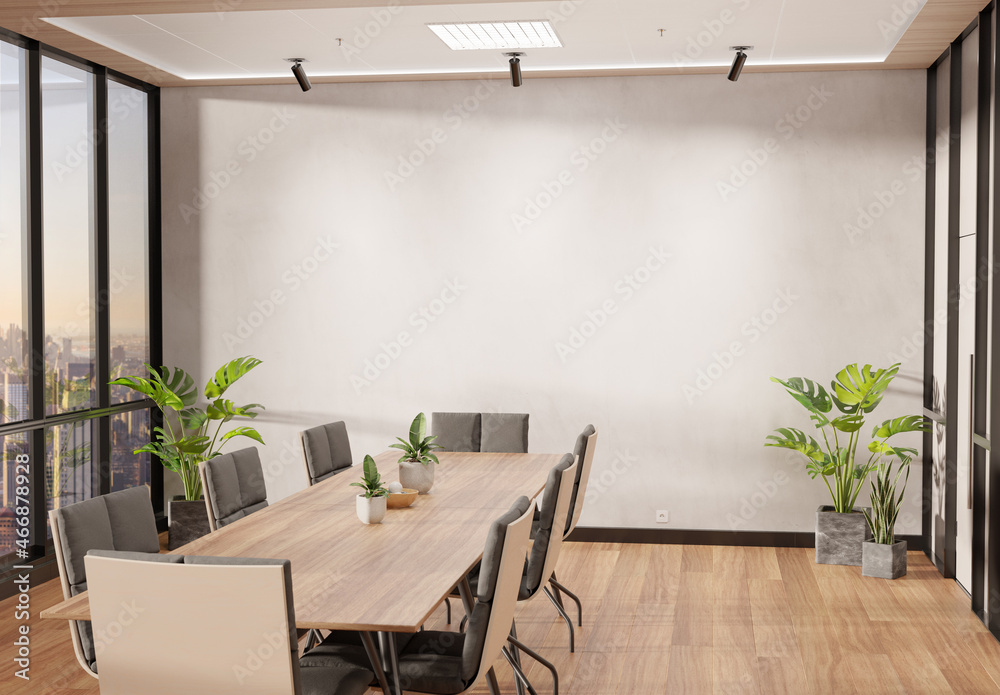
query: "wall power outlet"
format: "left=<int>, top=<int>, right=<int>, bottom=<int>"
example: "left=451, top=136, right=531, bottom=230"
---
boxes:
left=656, top=510, right=669, bottom=523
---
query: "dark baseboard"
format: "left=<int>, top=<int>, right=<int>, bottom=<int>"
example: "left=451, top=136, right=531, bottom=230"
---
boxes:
left=567, top=526, right=925, bottom=552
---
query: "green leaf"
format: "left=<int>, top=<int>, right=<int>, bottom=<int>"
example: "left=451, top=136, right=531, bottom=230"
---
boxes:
left=408, top=413, right=427, bottom=449
left=363, top=454, right=378, bottom=480
left=830, top=363, right=899, bottom=414
left=179, top=408, right=209, bottom=432
left=204, top=356, right=262, bottom=399
left=220, top=426, right=265, bottom=446
left=831, top=414, right=865, bottom=433
left=770, top=376, right=833, bottom=416
left=872, top=415, right=930, bottom=439
left=764, top=428, right=826, bottom=463
left=206, top=398, right=263, bottom=422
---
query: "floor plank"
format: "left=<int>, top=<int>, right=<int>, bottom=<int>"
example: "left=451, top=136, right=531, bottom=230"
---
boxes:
left=6, top=543, right=1000, bottom=695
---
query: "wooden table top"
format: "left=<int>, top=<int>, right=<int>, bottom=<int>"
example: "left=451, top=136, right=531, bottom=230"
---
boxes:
left=41, top=450, right=560, bottom=632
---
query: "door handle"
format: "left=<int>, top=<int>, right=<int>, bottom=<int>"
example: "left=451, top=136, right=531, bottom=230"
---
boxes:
left=968, top=353, right=974, bottom=511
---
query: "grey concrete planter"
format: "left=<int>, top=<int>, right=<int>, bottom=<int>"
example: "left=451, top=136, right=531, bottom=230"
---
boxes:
left=167, top=498, right=212, bottom=550
left=815, top=505, right=872, bottom=566
left=862, top=540, right=907, bottom=579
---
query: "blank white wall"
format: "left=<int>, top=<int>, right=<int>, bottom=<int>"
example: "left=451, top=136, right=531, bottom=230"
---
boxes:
left=160, top=69, right=926, bottom=533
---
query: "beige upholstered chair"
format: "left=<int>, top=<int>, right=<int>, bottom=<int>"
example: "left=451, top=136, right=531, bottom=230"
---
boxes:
left=84, top=551, right=373, bottom=695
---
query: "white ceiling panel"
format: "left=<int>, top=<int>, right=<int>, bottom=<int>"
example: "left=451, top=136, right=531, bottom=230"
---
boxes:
left=44, top=0, right=928, bottom=81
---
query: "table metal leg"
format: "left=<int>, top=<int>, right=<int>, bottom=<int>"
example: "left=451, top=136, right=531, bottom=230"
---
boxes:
left=385, top=632, right=403, bottom=695
left=360, top=632, right=392, bottom=695
left=486, top=666, right=501, bottom=695
left=458, top=577, right=475, bottom=616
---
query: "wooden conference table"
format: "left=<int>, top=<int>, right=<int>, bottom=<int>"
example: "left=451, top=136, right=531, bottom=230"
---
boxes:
left=42, top=450, right=561, bottom=692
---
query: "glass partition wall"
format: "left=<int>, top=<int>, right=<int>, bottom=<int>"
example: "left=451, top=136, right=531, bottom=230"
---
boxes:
left=0, top=29, right=160, bottom=591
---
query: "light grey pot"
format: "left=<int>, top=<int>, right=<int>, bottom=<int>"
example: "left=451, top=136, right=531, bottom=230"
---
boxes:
left=862, top=540, right=907, bottom=579
left=167, top=498, right=212, bottom=550
left=399, top=461, right=435, bottom=494
left=815, top=505, right=872, bottom=566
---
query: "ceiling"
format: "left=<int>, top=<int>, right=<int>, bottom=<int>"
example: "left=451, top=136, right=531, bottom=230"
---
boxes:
left=0, top=0, right=988, bottom=87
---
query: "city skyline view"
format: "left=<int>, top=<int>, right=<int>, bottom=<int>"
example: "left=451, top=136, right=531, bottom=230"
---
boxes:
left=0, top=45, right=153, bottom=565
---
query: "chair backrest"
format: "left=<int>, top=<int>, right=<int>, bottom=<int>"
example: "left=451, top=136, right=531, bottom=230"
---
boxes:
left=199, top=447, right=268, bottom=532
left=565, top=426, right=598, bottom=538
left=462, top=496, right=535, bottom=688
left=300, top=420, right=353, bottom=486
left=524, top=454, right=577, bottom=597
left=431, top=412, right=482, bottom=452
left=84, top=551, right=299, bottom=695
left=48, top=486, right=160, bottom=677
left=480, top=413, right=529, bottom=454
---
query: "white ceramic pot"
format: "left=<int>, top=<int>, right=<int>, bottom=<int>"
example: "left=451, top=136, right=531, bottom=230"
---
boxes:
left=399, top=460, right=435, bottom=494
left=356, top=494, right=387, bottom=524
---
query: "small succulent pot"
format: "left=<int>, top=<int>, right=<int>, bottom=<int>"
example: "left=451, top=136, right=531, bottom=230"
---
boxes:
left=399, top=460, right=435, bottom=494
left=356, top=494, right=387, bottom=525
left=815, top=505, right=872, bottom=566
left=862, top=540, right=907, bottom=579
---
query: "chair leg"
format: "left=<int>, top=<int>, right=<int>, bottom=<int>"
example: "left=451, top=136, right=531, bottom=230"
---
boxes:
left=548, top=570, right=566, bottom=610
left=543, top=586, right=575, bottom=653
left=444, top=596, right=452, bottom=624
left=501, top=647, right=540, bottom=695
left=549, top=577, right=583, bottom=627
left=508, top=633, right=559, bottom=695
left=486, top=666, right=501, bottom=695
left=509, top=621, right=526, bottom=695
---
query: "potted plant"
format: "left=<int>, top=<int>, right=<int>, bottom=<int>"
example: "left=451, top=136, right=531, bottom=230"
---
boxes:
left=351, top=455, right=389, bottom=524
left=862, top=443, right=914, bottom=579
left=765, top=363, right=927, bottom=566
left=390, top=412, right=441, bottom=494
left=110, top=356, right=265, bottom=549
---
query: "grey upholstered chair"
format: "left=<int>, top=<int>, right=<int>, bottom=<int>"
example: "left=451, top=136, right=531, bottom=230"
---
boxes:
left=458, top=454, right=577, bottom=660
left=432, top=412, right=530, bottom=453
left=300, top=420, right=353, bottom=486
left=480, top=412, right=529, bottom=453
left=431, top=412, right=482, bottom=452
left=544, top=425, right=598, bottom=650
left=48, top=486, right=161, bottom=677
left=396, top=496, right=536, bottom=695
left=309, top=497, right=537, bottom=695
left=84, top=551, right=373, bottom=695
left=199, top=447, right=268, bottom=532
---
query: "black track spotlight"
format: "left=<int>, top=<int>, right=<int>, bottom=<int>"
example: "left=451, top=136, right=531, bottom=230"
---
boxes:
left=727, top=46, right=751, bottom=82
left=506, top=52, right=524, bottom=87
left=287, top=58, right=312, bottom=92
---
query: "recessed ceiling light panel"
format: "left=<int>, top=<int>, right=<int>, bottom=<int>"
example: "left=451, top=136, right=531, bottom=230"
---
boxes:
left=428, top=21, right=562, bottom=51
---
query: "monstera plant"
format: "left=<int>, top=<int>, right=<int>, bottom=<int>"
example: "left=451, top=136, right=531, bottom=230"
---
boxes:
left=765, top=363, right=928, bottom=566
left=765, top=363, right=927, bottom=512
left=110, top=357, right=265, bottom=501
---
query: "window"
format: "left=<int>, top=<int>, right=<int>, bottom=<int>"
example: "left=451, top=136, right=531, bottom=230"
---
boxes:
left=108, top=81, right=149, bottom=405
left=0, top=31, right=160, bottom=581
left=42, top=57, right=96, bottom=415
left=0, top=41, right=27, bottom=426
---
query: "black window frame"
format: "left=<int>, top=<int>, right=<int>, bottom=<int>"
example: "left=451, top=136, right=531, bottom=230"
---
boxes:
left=0, top=25, right=162, bottom=593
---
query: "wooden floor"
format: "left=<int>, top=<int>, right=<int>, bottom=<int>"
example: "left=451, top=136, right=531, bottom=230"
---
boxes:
left=4, top=543, right=1000, bottom=694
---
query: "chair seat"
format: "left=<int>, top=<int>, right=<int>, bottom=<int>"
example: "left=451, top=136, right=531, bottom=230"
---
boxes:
left=299, top=664, right=374, bottom=695
left=395, top=631, right=468, bottom=694
left=300, top=631, right=379, bottom=674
